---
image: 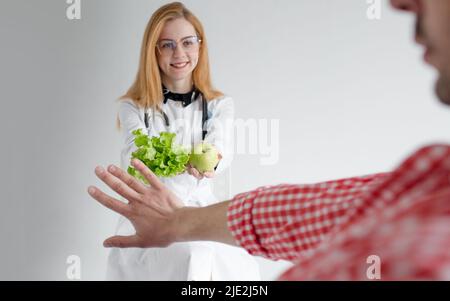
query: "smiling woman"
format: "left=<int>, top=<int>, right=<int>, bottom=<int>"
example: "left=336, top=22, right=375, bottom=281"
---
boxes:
left=156, top=19, right=202, bottom=91
left=117, top=2, right=223, bottom=111
left=107, top=2, right=260, bottom=281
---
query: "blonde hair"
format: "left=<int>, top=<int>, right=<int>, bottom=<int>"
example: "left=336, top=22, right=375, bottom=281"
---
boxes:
left=117, top=2, right=223, bottom=128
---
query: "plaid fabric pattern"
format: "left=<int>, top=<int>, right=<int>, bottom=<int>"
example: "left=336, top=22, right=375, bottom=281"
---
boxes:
left=227, top=145, right=450, bottom=280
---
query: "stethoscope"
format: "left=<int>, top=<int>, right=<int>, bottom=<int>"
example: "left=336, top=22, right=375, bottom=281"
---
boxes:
left=144, top=88, right=209, bottom=140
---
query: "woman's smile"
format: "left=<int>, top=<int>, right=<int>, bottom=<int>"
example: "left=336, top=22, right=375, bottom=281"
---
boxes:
left=170, top=61, right=190, bottom=69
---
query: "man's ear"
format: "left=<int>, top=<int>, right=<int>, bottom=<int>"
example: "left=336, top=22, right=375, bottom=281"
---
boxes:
left=390, top=0, right=422, bottom=13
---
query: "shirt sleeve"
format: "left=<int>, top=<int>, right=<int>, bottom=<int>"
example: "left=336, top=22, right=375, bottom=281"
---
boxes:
left=203, top=96, right=235, bottom=175
left=117, top=99, right=148, bottom=170
left=227, top=173, right=390, bottom=261
left=277, top=144, right=450, bottom=280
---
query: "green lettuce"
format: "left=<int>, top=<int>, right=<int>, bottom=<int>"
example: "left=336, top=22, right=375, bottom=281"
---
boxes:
left=127, top=129, right=190, bottom=182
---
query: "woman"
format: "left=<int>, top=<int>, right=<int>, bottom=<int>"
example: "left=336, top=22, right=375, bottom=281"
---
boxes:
left=107, top=2, right=261, bottom=281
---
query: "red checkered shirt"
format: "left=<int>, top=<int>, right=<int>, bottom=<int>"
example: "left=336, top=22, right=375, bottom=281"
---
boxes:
left=227, top=145, right=450, bottom=280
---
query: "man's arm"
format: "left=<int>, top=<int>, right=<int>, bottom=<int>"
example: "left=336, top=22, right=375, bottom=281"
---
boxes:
left=89, top=158, right=388, bottom=261
left=174, top=201, right=238, bottom=246
left=224, top=174, right=389, bottom=261
left=88, top=159, right=239, bottom=249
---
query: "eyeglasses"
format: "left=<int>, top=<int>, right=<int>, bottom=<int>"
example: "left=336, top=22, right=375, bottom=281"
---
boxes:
left=156, top=36, right=202, bottom=56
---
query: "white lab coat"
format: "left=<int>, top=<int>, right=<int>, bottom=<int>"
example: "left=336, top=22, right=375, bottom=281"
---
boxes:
left=106, top=95, right=261, bottom=281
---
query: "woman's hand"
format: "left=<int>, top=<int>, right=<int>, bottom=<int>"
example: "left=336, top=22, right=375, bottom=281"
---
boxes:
left=186, top=164, right=214, bottom=180
left=186, top=153, right=223, bottom=180
left=88, top=159, right=185, bottom=248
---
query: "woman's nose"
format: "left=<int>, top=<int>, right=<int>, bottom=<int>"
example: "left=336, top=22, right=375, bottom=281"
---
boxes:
left=390, top=0, right=421, bottom=13
left=173, top=44, right=187, bottom=58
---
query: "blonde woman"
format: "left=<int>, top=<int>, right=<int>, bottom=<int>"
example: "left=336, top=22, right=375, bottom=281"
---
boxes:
left=107, top=2, right=260, bottom=281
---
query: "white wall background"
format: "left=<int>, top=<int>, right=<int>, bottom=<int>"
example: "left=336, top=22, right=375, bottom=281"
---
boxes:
left=1, top=0, right=449, bottom=280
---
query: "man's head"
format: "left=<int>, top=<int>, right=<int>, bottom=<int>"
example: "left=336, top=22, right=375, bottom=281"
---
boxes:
left=391, top=0, right=450, bottom=105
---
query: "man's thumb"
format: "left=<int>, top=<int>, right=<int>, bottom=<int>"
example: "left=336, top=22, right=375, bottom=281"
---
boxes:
left=103, top=235, right=141, bottom=248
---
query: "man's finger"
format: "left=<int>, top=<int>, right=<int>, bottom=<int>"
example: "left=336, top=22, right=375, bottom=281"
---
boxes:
left=132, top=159, right=165, bottom=190
left=103, top=235, right=142, bottom=248
left=95, top=166, right=142, bottom=203
left=88, top=186, right=131, bottom=217
left=107, top=164, right=147, bottom=195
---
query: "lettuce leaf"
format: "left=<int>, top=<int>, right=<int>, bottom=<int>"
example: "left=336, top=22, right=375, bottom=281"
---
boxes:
left=127, top=129, right=190, bottom=182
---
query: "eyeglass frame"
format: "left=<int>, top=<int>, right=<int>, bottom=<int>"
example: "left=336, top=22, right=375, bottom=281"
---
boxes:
left=155, top=36, right=203, bottom=56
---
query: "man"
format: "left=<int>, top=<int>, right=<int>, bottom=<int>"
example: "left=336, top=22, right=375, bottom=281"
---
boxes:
left=88, top=0, right=450, bottom=280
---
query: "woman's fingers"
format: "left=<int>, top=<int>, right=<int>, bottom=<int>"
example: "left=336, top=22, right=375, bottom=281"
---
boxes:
left=131, top=159, right=165, bottom=190
left=187, top=165, right=213, bottom=180
left=95, top=166, right=142, bottom=203
left=107, top=164, right=147, bottom=195
left=203, top=171, right=215, bottom=178
left=186, top=166, right=194, bottom=175
left=191, top=167, right=204, bottom=180
left=88, top=186, right=131, bottom=217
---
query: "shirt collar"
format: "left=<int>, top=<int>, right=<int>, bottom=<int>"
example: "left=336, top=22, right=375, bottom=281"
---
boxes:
left=163, top=85, right=200, bottom=107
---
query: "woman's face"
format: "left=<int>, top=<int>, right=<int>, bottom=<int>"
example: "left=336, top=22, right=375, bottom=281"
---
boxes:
left=156, top=18, right=200, bottom=85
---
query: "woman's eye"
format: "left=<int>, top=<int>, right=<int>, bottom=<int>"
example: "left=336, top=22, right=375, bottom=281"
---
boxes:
left=183, top=40, right=194, bottom=47
left=161, top=42, right=174, bottom=49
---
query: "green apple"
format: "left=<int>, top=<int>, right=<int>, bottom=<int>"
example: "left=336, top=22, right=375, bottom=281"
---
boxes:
left=189, top=143, right=220, bottom=173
